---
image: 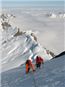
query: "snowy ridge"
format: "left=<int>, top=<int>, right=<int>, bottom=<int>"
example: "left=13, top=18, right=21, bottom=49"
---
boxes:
left=0, top=13, right=53, bottom=72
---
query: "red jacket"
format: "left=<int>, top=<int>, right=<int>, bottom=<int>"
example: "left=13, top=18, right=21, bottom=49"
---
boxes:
left=36, top=56, right=43, bottom=64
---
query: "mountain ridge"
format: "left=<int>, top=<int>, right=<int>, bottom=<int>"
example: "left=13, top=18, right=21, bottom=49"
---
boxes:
left=53, top=51, right=65, bottom=59
left=1, top=13, right=53, bottom=72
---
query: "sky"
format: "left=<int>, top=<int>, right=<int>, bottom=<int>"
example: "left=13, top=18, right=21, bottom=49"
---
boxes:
left=0, top=0, right=64, bottom=8
left=1, top=0, right=64, bottom=4
left=1, top=0, right=64, bottom=2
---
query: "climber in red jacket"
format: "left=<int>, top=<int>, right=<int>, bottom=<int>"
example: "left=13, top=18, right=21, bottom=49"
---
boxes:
left=36, top=56, right=44, bottom=68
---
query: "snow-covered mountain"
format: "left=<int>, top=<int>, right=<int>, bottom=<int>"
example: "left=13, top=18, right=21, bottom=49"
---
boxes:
left=0, top=13, right=53, bottom=72
left=1, top=54, right=65, bottom=87
left=45, top=12, right=65, bottom=18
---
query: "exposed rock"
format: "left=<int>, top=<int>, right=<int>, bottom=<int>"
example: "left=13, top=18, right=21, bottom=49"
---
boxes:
left=31, top=33, right=37, bottom=41
left=2, top=22, right=11, bottom=29
left=14, top=28, right=23, bottom=37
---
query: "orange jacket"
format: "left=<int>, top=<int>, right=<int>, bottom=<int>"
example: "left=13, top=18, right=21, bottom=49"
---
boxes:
left=26, top=64, right=29, bottom=73
left=25, top=59, right=35, bottom=73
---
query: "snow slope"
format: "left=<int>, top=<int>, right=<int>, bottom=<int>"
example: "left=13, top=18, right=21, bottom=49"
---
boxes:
left=1, top=55, right=65, bottom=87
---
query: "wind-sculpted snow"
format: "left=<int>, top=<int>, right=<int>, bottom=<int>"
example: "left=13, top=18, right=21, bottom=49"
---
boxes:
left=1, top=31, right=52, bottom=72
left=1, top=55, right=65, bottom=87
left=0, top=13, right=52, bottom=72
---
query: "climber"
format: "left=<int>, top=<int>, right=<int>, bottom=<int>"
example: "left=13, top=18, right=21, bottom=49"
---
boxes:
left=25, top=59, right=35, bottom=74
left=36, top=56, right=44, bottom=68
